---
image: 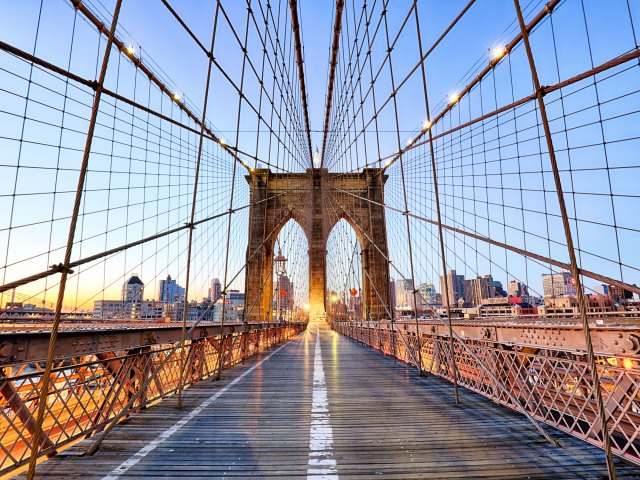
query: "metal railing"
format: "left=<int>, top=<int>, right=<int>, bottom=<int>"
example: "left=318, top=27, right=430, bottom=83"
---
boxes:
left=334, top=320, right=640, bottom=467
left=0, top=322, right=304, bottom=476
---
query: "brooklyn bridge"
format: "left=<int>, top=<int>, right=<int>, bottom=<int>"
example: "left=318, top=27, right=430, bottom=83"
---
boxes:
left=1, top=0, right=640, bottom=478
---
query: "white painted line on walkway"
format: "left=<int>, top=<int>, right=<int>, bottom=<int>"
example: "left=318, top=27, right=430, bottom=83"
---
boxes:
left=307, top=324, right=339, bottom=480
left=102, top=340, right=291, bottom=480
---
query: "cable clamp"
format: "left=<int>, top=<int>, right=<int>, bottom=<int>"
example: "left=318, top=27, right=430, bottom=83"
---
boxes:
left=184, top=222, right=195, bottom=230
left=537, top=85, right=549, bottom=98
left=50, top=263, right=74, bottom=275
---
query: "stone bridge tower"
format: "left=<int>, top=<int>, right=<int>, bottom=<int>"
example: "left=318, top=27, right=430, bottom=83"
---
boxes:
left=244, top=168, right=390, bottom=323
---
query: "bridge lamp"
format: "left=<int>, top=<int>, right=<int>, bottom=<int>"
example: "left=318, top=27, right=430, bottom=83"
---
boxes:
left=172, top=92, right=182, bottom=102
left=126, top=44, right=136, bottom=56
left=448, top=92, right=459, bottom=105
left=491, top=45, right=507, bottom=61
left=274, top=249, right=287, bottom=277
left=423, top=120, right=431, bottom=130
left=274, top=249, right=287, bottom=324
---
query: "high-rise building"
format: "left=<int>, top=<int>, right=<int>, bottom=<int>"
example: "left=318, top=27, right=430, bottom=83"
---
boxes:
left=158, top=275, right=185, bottom=303
left=508, top=280, right=528, bottom=297
left=389, top=279, right=396, bottom=315
left=417, top=283, right=437, bottom=304
left=209, top=278, right=222, bottom=302
left=213, top=290, right=245, bottom=323
left=440, top=270, right=465, bottom=306
left=601, top=284, right=634, bottom=304
left=276, top=275, right=294, bottom=313
left=464, top=275, right=494, bottom=307
left=493, top=281, right=507, bottom=297
left=348, top=295, right=363, bottom=318
left=542, top=271, right=577, bottom=298
left=122, top=274, right=144, bottom=319
left=395, top=278, right=415, bottom=314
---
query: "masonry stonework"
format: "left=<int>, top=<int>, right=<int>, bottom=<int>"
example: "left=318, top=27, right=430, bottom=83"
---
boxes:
left=244, top=168, right=390, bottom=322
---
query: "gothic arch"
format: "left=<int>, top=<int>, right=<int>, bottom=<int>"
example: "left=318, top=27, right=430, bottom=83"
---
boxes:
left=244, top=168, right=390, bottom=322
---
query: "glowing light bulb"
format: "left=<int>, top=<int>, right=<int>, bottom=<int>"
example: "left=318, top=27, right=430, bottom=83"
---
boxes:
left=407, top=138, right=413, bottom=146
left=423, top=120, right=432, bottom=130
left=126, top=45, right=135, bottom=55
left=219, top=138, right=226, bottom=146
left=491, top=46, right=507, bottom=61
left=313, top=147, right=320, bottom=167
left=448, top=93, right=459, bottom=105
left=386, top=159, right=392, bottom=167
left=172, top=92, right=181, bottom=101
left=623, top=358, right=634, bottom=370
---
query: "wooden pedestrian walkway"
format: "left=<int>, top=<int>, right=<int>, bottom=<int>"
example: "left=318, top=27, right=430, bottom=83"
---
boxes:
left=19, top=323, right=640, bottom=479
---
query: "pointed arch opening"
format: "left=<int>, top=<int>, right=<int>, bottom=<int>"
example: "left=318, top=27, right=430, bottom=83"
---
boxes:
left=269, top=218, right=309, bottom=324
left=326, top=218, right=365, bottom=321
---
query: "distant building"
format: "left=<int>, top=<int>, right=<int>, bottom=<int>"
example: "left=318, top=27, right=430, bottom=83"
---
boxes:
left=275, top=275, right=294, bottom=314
left=440, top=270, right=465, bottom=307
left=479, top=299, right=537, bottom=318
left=2, top=302, right=52, bottom=314
left=539, top=294, right=615, bottom=317
left=389, top=279, right=396, bottom=315
left=93, top=300, right=123, bottom=319
left=542, top=271, right=576, bottom=299
left=417, top=283, right=437, bottom=305
left=348, top=295, right=363, bottom=318
left=508, top=280, right=528, bottom=297
left=92, top=274, right=168, bottom=320
left=464, top=275, right=494, bottom=307
left=601, top=284, right=634, bottom=304
left=122, top=274, right=144, bottom=319
left=213, top=290, right=245, bottom=323
left=493, top=281, right=507, bottom=297
left=93, top=299, right=166, bottom=320
left=395, top=279, right=415, bottom=314
left=209, top=278, right=222, bottom=302
left=158, top=275, right=185, bottom=303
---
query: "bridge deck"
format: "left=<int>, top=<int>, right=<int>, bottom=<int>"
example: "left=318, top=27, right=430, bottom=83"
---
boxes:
left=23, top=324, right=640, bottom=479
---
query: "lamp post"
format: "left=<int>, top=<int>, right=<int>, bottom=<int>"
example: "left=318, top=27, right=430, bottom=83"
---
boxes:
left=274, top=249, right=287, bottom=325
